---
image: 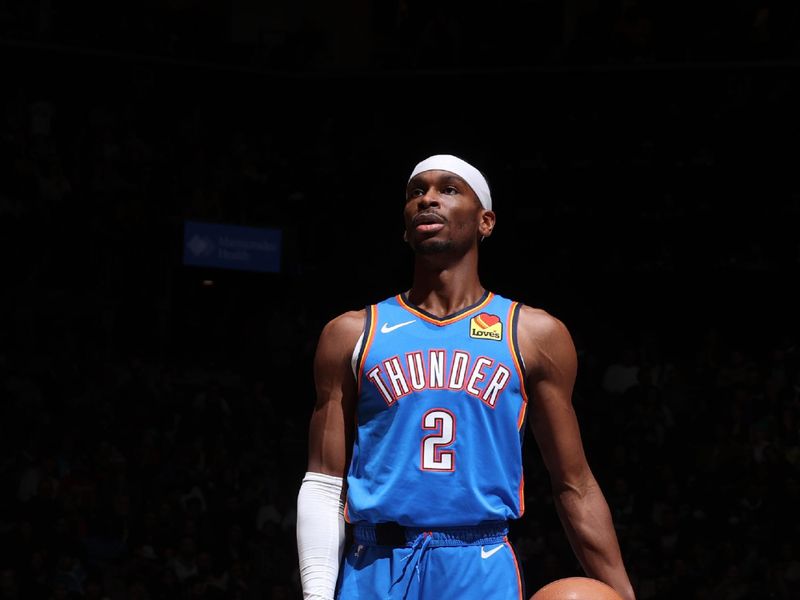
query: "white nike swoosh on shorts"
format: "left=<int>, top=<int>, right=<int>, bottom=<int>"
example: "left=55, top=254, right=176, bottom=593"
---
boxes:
left=380, top=319, right=416, bottom=334
left=481, top=544, right=504, bottom=559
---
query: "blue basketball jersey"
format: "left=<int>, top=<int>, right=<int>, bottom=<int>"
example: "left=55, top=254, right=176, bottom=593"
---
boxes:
left=346, top=291, right=529, bottom=527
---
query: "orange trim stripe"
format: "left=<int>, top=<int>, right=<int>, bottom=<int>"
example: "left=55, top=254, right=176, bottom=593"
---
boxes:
left=356, top=304, right=378, bottom=393
left=507, top=302, right=529, bottom=429
left=509, top=301, right=528, bottom=516
left=348, top=305, right=375, bottom=524
left=396, top=292, right=495, bottom=326
left=505, top=537, right=524, bottom=600
left=517, top=403, right=528, bottom=432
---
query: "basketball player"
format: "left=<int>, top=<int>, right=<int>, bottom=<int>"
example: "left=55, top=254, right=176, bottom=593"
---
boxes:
left=296, top=155, right=635, bottom=600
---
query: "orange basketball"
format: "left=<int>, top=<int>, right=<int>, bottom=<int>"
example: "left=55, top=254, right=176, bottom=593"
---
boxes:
left=530, top=577, right=624, bottom=600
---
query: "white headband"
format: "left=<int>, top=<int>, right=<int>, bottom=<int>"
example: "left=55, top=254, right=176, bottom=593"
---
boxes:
left=408, top=154, right=492, bottom=211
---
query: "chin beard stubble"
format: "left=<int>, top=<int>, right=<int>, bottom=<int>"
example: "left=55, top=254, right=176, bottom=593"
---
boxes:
left=413, top=239, right=454, bottom=255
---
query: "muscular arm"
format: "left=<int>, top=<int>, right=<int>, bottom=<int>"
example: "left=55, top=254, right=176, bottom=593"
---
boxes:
left=297, top=310, right=364, bottom=600
left=307, top=310, right=363, bottom=477
left=519, top=307, right=635, bottom=600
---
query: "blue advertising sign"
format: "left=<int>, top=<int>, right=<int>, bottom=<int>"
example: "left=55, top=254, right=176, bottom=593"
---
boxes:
left=183, top=220, right=282, bottom=273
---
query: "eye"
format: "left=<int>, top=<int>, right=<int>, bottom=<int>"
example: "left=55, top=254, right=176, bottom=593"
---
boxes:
left=443, top=185, right=459, bottom=195
left=406, top=188, right=423, bottom=202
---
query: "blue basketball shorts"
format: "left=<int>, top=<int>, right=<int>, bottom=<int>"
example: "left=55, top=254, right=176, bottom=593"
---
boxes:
left=335, top=521, right=524, bottom=600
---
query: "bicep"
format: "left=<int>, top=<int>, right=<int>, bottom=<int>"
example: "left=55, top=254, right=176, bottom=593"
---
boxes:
left=306, top=314, right=361, bottom=477
left=523, top=314, right=591, bottom=488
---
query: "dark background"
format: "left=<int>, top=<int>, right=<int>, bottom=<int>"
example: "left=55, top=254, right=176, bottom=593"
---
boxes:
left=2, top=1, right=800, bottom=599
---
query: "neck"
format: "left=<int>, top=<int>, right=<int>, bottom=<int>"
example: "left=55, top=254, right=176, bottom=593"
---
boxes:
left=407, top=252, right=485, bottom=318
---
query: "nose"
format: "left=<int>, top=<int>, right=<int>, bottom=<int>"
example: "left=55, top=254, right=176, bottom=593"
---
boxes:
left=415, top=187, right=440, bottom=209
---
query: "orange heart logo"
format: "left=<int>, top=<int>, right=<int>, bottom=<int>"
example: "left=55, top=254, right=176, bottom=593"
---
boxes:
left=474, top=313, right=500, bottom=329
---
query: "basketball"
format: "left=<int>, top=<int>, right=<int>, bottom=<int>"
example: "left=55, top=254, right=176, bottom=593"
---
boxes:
left=530, top=576, right=624, bottom=600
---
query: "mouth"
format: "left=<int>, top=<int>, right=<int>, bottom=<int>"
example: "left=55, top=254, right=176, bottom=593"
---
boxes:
left=412, top=212, right=445, bottom=226
left=411, top=212, right=446, bottom=234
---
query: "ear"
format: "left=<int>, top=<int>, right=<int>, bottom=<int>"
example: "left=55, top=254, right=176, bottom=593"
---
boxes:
left=478, top=210, right=496, bottom=239
left=403, top=230, right=408, bottom=242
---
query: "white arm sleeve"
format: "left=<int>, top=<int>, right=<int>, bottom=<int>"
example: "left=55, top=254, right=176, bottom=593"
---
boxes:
left=296, top=471, right=345, bottom=600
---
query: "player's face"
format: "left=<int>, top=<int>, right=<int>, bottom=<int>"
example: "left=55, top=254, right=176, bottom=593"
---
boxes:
left=404, top=170, right=489, bottom=255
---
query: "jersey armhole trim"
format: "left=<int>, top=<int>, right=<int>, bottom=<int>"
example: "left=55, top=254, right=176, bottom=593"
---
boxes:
left=509, top=302, right=529, bottom=429
left=354, top=305, right=377, bottom=389
left=509, top=302, right=527, bottom=383
left=350, top=333, right=363, bottom=380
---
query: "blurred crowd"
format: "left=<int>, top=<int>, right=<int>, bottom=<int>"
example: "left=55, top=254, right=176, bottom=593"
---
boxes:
left=3, top=7, right=800, bottom=599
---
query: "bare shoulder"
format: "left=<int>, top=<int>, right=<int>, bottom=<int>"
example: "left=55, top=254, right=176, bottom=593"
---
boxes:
left=516, top=304, right=577, bottom=377
left=516, top=304, right=573, bottom=343
left=316, top=309, right=367, bottom=357
left=320, top=309, right=366, bottom=338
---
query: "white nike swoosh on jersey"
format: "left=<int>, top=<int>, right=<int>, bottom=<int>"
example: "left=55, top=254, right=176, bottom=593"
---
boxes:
left=481, top=544, right=504, bottom=559
left=380, top=319, right=416, bottom=334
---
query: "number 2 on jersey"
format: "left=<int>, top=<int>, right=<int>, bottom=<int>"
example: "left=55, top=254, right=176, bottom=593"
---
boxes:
left=421, top=409, right=455, bottom=471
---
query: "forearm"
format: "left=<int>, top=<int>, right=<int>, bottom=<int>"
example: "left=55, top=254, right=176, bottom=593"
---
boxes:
left=554, top=481, right=636, bottom=600
left=296, top=472, right=346, bottom=600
